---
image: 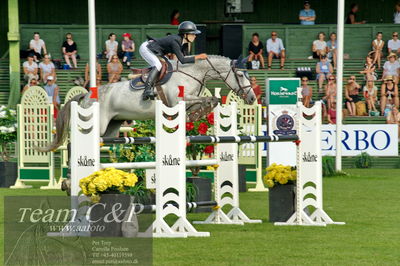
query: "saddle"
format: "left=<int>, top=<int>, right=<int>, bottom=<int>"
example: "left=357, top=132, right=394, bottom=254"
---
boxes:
left=129, top=57, right=173, bottom=90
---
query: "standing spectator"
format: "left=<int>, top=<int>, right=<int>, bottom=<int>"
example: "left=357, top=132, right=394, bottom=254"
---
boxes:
left=326, top=32, right=337, bottom=69
left=107, top=56, right=123, bottom=83
left=312, top=32, right=328, bottom=59
left=346, top=3, right=366, bottom=24
left=370, top=32, right=384, bottom=69
left=363, top=80, right=378, bottom=113
left=301, top=76, right=313, bottom=108
left=22, top=78, right=38, bottom=94
left=316, top=55, right=333, bottom=92
left=380, top=76, right=399, bottom=115
left=121, top=33, right=135, bottom=68
left=39, top=54, right=56, bottom=84
left=299, top=1, right=316, bottom=25
left=62, top=33, right=78, bottom=69
left=382, top=53, right=400, bottom=85
left=388, top=32, right=400, bottom=56
left=29, top=32, right=47, bottom=62
left=170, top=9, right=180, bottom=25
left=247, top=33, right=264, bottom=69
left=250, top=77, right=262, bottom=104
left=394, top=2, right=400, bottom=24
left=345, top=75, right=361, bottom=116
left=23, top=54, right=39, bottom=83
left=266, top=31, right=286, bottom=70
left=360, top=56, right=377, bottom=81
left=105, top=33, right=118, bottom=63
left=84, top=60, right=102, bottom=88
left=43, top=76, right=60, bottom=119
left=386, top=107, right=400, bottom=138
left=327, top=101, right=337, bottom=124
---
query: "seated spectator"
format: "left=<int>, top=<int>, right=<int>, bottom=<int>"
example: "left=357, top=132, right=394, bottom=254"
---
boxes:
left=380, top=75, right=399, bottom=115
left=121, top=33, right=135, bottom=68
left=326, top=32, right=337, bottom=69
left=386, top=107, right=400, bottom=137
left=299, top=1, right=315, bottom=25
left=316, top=55, right=333, bottom=92
left=84, top=61, right=102, bottom=88
left=29, top=32, right=47, bottom=62
left=44, top=76, right=60, bottom=119
left=107, top=56, right=123, bottom=83
left=23, top=54, right=39, bottom=83
left=250, top=77, right=262, bottom=104
left=382, top=53, right=400, bottom=85
left=247, top=33, right=264, bottom=69
left=39, top=54, right=56, bottom=84
left=22, top=78, right=38, bottom=94
left=363, top=80, right=378, bottom=113
left=312, top=32, right=327, bottom=59
left=345, top=75, right=361, bottom=116
left=388, top=32, right=400, bottom=56
left=327, top=101, right=337, bottom=124
left=105, top=33, right=118, bottom=63
left=170, top=9, right=180, bottom=25
left=323, top=75, right=336, bottom=110
left=370, top=32, right=384, bottom=69
left=301, top=76, right=313, bottom=108
left=266, top=31, right=285, bottom=70
left=62, top=33, right=78, bottom=69
left=360, top=56, right=377, bottom=81
left=346, top=3, right=366, bottom=24
left=383, top=96, right=395, bottom=117
left=394, top=2, right=400, bottom=24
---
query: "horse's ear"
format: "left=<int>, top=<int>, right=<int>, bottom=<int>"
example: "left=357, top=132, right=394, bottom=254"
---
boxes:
left=235, top=55, right=246, bottom=69
left=231, top=60, right=237, bottom=68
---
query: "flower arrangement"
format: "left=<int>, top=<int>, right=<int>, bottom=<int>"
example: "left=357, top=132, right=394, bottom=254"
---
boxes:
left=263, top=163, right=297, bottom=188
left=0, top=105, right=17, bottom=161
left=79, top=168, right=138, bottom=202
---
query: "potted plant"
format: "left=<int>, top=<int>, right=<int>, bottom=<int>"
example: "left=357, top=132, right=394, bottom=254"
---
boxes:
left=0, top=105, right=18, bottom=187
left=264, top=163, right=297, bottom=223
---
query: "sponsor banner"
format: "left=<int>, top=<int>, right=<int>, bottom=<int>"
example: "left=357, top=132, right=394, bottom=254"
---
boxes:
left=261, top=124, right=398, bottom=156
left=266, top=78, right=300, bottom=105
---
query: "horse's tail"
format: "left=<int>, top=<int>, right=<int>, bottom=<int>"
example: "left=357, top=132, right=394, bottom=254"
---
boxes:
left=36, top=94, right=86, bottom=152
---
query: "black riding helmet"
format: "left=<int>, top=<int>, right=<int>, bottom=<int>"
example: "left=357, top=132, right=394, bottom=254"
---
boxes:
left=178, top=21, right=201, bottom=35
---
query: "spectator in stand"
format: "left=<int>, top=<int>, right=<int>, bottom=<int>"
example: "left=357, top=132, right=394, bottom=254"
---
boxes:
left=345, top=75, right=361, bottom=116
left=43, top=76, right=60, bottom=119
left=250, top=77, right=262, bottom=104
left=170, top=9, right=180, bottom=25
left=394, top=3, right=400, bottom=24
left=323, top=75, right=337, bottom=111
left=326, top=32, right=337, bottom=69
left=360, top=56, right=377, bottom=81
left=346, top=3, right=366, bottom=24
left=62, top=33, right=78, bottom=69
left=300, top=76, right=313, bottom=108
left=23, top=54, right=39, bottom=83
left=121, top=33, right=135, bottom=69
left=84, top=60, right=102, bottom=88
left=381, top=75, right=399, bottom=115
left=22, top=78, right=38, bottom=94
left=29, top=32, right=47, bottom=62
left=316, top=55, right=333, bottom=93
left=327, top=101, right=337, bottom=124
left=370, top=32, right=384, bottom=69
left=266, top=31, right=286, bottom=70
left=386, top=107, right=400, bottom=137
left=39, top=54, right=56, bottom=84
left=383, top=96, right=395, bottom=117
left=247, top=33, right=265, bottom=69
left=107, top=55, right=123, bottom=83
left=383, top=53, right=400, bottom=85
left=299, top=1, right=316, bottom=25
left=312, top=32, right=328, bottom=59
left=388, top=32, right=400, bottom=56
left=363, top=79, right=378, bottom=113
left=105, top=33, right=118, bottom=63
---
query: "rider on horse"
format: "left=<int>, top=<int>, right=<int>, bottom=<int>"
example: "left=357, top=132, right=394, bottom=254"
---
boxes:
left=139, top=21, right=208, bottom=100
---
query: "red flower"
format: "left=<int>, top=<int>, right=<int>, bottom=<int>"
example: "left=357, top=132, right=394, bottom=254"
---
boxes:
left=132, top=128, right=137, bottom=132
left=186, top=122, right=194, bottom=131
left=197, top=122, right=208, bottom=135
left=186, top=142, right=191, bottom=147
left=207, top=112, right=214, bottom=125
left=204, top=145, right=214, bottom=154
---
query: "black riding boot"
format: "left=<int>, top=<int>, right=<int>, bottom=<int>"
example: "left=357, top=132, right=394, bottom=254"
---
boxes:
left=142, top=68, right=159, bottom=101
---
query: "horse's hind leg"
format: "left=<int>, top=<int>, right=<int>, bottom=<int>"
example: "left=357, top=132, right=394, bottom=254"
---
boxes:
left=103, top=119, right=124, bottom=137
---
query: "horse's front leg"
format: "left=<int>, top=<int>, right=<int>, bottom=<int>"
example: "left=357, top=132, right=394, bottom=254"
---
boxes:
left=184, top=95, right=220, bottom=122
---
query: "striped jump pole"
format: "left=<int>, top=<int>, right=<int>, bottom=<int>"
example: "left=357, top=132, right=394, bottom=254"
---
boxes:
left=134, top=201, right=217, bottom=214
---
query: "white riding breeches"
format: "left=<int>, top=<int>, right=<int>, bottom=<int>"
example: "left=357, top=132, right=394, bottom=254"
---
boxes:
left=139, top=41, right=162, bottom=71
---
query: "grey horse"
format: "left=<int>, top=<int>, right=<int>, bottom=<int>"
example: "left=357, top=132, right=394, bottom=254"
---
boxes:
left=41, top=55, right=256, bottom=152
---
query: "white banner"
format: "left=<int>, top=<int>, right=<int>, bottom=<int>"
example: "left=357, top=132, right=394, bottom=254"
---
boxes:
left=261, top=124, right=398, bottom=156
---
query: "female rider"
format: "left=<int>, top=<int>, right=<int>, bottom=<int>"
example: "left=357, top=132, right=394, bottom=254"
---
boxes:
left=139, top=21, right=208, bottom=100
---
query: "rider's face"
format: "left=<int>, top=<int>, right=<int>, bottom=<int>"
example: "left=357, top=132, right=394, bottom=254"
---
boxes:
left=186, top=34, right=196, bottom=42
